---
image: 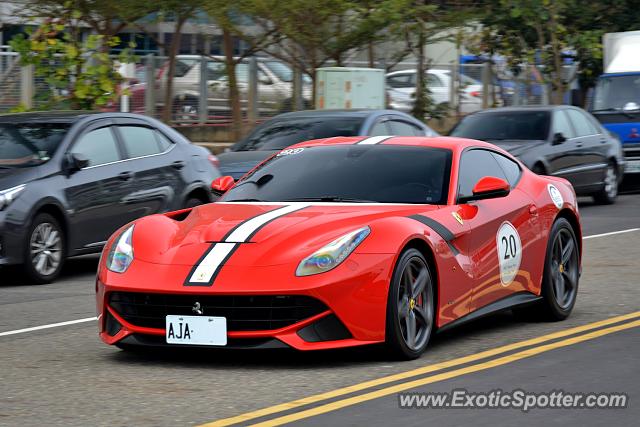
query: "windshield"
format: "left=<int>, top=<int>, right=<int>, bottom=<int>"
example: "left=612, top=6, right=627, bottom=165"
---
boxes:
left=222, top=145, right=452, bottom=204
left=593, top=75, right=640, bottom=111
left=235, top=117, right=365, bottom=151
left=0, top=123, right=70, bottom=167
left=263, top=61, right=312, bottom=84
left=451, top=111, right=550, bottom=141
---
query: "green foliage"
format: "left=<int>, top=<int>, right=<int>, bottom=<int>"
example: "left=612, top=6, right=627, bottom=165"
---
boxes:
left=9, top=20, right=135, bottom=110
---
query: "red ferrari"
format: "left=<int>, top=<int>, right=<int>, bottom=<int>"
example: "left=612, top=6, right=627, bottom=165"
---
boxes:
left=96, top=135, right=582, bottom=359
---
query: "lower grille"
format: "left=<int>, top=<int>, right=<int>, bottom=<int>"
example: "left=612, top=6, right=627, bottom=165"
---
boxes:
left=108, top=292, right=327, bottom=331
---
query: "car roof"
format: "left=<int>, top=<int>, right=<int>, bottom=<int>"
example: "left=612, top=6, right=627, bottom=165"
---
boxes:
left=472, top=106, right=568, bottom=114
left=291, top=135, right=503, bottom=154
left=0, top=110, right=95, bottom=124
left=0, top=111, right=161, bottom=125
left=271, top=109, right=413, bottom=120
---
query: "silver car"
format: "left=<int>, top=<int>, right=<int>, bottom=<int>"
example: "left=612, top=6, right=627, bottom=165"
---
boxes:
left=159, top=56, right=312, bottom=120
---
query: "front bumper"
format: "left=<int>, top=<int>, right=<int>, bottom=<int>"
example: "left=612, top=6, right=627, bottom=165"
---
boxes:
left=96, top=254, right=394, bottom=350
left=0, top=210, right=26, bottom=266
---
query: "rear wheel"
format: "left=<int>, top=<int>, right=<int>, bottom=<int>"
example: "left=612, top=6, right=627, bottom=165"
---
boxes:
left=592, top=162, right=618, bottom=205
left=22, top=213, right=65, bottom=284
left=385, top=249, right=435, bottom=359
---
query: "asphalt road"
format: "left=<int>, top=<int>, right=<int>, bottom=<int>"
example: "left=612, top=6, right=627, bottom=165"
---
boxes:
left=1, top=195, right=639, bottom=427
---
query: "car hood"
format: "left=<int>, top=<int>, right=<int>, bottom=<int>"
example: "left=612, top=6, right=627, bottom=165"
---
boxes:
left=131, top=202, right=439, bottom=266
left=217, top=150, right=278, bottom=180
left=0, top=166, right=40, bottom=190
left=484, top=139, right=546, bottom=157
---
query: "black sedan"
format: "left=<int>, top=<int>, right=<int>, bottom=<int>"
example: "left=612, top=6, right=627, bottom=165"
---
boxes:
left=217, top=109, right=437, bottom=179
left=450, top=106, right=625, bottom=204
left=0, top=111, right=220, bottom=283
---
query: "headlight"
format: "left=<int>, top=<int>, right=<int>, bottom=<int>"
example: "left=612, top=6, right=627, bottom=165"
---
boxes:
left=0, top=184, right=26, bottom=210
left=296, top=226, right=370, bottom=277
left=106, top=225, right=134, bottom=273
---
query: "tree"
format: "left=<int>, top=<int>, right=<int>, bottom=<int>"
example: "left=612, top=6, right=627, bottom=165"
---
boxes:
left=204, top=1, right=281, bottom=139
left=9, top=16, right=134, bottom=110
left=154, top=1, right=205, bottom=122
left=248, top=0, right=402, bottom=104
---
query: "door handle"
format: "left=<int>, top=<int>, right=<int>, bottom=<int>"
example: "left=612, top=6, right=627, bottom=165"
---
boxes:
left=575, top=142, right=583, bottom=148
left=528, top=204, right=538, bottom=216
left=172, top=161, right=186, bottom=170
left=118, top=171, right=133, bottom=181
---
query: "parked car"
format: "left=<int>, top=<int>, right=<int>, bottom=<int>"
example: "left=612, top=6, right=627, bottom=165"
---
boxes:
left=159, top=56, right=312, bottom=120
left=386, top=69, right=493, bottom=114
left=0, top=111, right=220, bottom=284
left=217, top=109, right=438, bottom=179
left=450, top=106, right=625, bottom=204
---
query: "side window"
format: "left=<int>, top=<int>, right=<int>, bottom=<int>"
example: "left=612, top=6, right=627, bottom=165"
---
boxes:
left=118, top=126, right=161, bottom=158
left=458, top=149, right=508, bottom=200
left=370, top=121, right=389, bottom=136
left=566, top=109, right=597, bottom=137
left=427, top=74, right=445, bottom=87
left=491, top=152, right=522, bottom=187
left=388, top=120, right=423, bottom=136
left=387, top=74, right=412, bottom=88
left=71, top=127, right=120, bottom=167
left=553, top=110, right=576, bottom=139
left=155, top=131, right=174, bottom=152
left=206, top=61, right=225, bottom=80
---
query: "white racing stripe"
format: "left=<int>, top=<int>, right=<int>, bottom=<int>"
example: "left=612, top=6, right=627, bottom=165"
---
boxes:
left=2, top=227, right=638, bottom=338
left=356, top=135, right=394, bottom=145
left=186, top=203, right=310, bottom=285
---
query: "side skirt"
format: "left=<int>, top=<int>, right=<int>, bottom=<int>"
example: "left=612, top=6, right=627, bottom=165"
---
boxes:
left=437, top=292, right=542, bottom=334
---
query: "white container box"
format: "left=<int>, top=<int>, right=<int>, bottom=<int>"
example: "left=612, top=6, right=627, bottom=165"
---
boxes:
left=315, top=67, right=385, bottom=110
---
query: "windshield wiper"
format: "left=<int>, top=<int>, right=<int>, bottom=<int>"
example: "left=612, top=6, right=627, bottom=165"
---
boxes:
left=223, top=198, right=265, bottom=202
left=284, top=196, right=377, bottom=203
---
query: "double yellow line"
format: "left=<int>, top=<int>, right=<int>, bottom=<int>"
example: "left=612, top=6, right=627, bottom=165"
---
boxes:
left=201, top=311, right=640, bottom=427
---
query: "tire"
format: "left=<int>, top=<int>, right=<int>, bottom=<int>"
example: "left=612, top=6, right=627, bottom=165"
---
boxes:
left=528, top=218, right=580, bottom=321
left=22, top=213, right=65, bottom=284
left=385, top=248, right=435, bottom=359
left=592, top=162, right=618, bottom=205
left=173, top=97, right=198, bottom=122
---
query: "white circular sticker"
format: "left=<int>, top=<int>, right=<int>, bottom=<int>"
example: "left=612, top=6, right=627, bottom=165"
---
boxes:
left=548, top=184, right=563, bottom=209
left=496, top=222, right=522, bottom=286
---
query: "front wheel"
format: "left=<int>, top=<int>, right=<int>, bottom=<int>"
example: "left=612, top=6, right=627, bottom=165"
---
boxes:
left=22, top=213, right=65, bottom=284
left=592, top=162, right=618, bottom=205
left=385, top=249, right=435, bottom=359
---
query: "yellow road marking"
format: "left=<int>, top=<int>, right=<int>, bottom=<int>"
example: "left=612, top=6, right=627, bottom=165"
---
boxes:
left=200, top=311, right=640, bottom=427
left=251, top=318, right=640, bottom=426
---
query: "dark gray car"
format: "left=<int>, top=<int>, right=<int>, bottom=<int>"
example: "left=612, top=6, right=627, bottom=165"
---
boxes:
left=0, top=112, right=219, bottom=283
left=217, top=109, right=438, bottom=180
left=450, top=106, right=625, bottom=204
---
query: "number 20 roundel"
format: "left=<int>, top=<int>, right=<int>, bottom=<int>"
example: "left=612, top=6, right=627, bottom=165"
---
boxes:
left=496, top=221, right=522, bottom=286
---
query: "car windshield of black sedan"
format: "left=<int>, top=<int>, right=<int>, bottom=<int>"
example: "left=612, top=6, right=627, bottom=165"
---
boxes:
left=222, top=145, right=452, bottom=204
left=451, top=111, right=550, bottom=141
left=234, top=117, right=364, bottom=152
left=0, top=123, right=70, bottom=167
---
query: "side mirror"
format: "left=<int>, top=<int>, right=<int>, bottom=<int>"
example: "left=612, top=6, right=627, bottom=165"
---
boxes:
left=552, top=132, right=566, bottom=145
left=65, top=153, right=89, bottom=172
left=459, top=176, right=510, bottom=203
left=259, top=76, right=273, bottom=85
left=211, top=176, right=235, bottom=194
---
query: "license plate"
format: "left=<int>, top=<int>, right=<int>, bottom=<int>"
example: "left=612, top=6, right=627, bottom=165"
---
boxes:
left=625, top=160, right=640, bottom=173
left=165, top=315, right=227, bottom=346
